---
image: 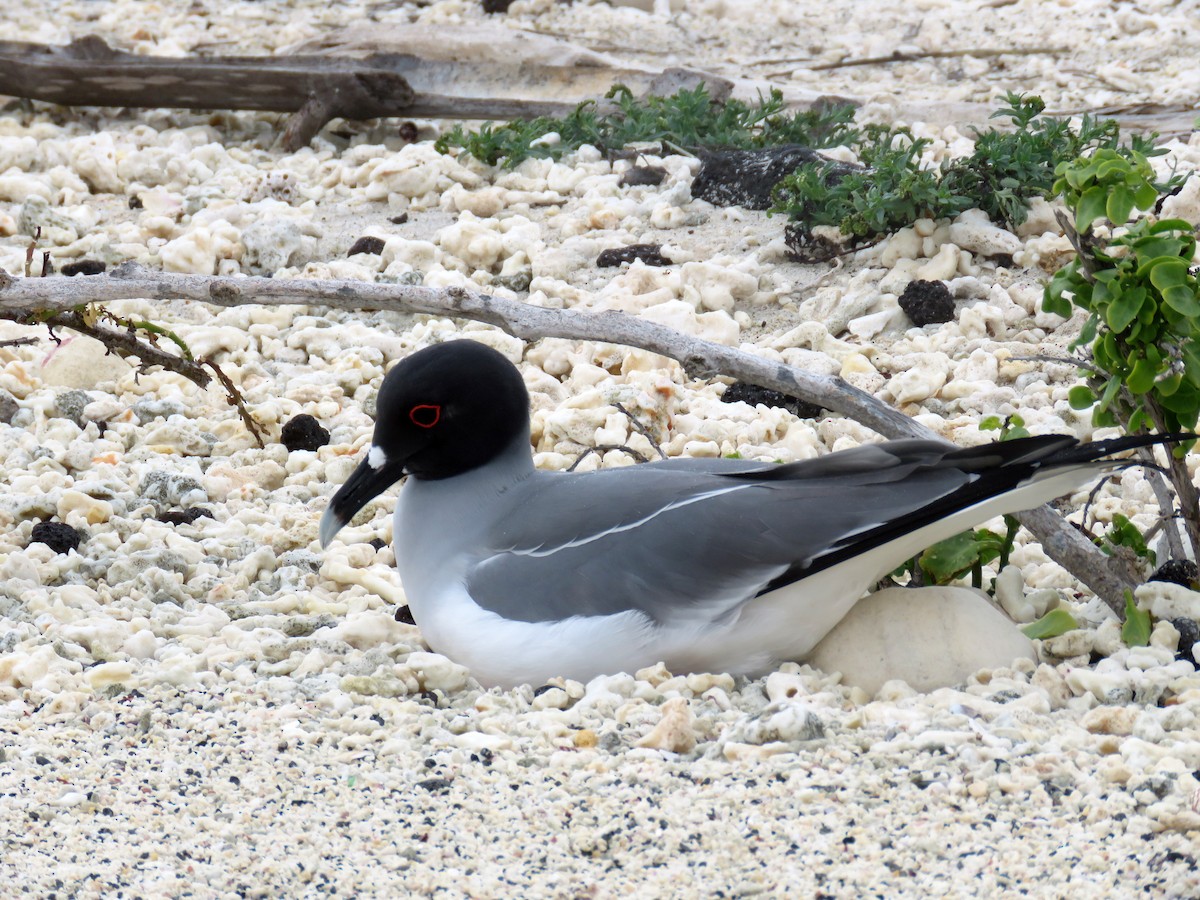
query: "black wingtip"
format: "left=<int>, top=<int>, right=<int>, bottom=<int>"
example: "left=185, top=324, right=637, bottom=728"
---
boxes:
left=1045, top=431, right=1196, bottom=465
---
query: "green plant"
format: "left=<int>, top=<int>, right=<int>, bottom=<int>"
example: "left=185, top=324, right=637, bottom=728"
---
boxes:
left=1099, top=513, right=1156, bottom=566
left=1042, top=150, right=1200, bottom=561
left=913, top=520, right=1019, bottom=588
left=1121, top=589, right=1152, bottom=646
left=1021, top=608, right=1079, bottom=640
left=979, top=412, right=1032, bottom=441
left=771, top=92, right=1168, bottom=250
left=771, top=127, right=955, bottom=239
left=435, top=84, right=859, bottom=167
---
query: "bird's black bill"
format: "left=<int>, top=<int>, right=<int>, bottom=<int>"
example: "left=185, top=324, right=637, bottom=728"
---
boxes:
left=319, top=457, right=406, bottom=548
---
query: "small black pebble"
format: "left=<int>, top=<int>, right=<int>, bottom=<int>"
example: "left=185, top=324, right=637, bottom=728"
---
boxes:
left=388, top=212, right=409, bottom=225
left=1149, top=558, right=1198, bottom=589
left=369, top=538, right=386, bottom=551
left=394, top=606, right=416, bottom=625
left=128, top=195, right=144, bottom=209
left=619, top=165, right=667, bottom=187
left=30, top=521, right=81, bottom=554
left=347, top=236, right=386, bottom=257
left=398, top=122, right=418, bottom=143
left=35, top=755, right=51, bottom=765
left=156, top=508, right=214, bottom=526
left=1171, top=617, right=1199, bottom=663
left=532, top=684, right=557, bottom=697
left=229, top=775, right=241, bottom=786
left=597, top=243, right=672, bottom=268
left=61, top=259, right=107, bottom=277
left=417, top=777, right=453, bottom=793
left=898, top=279, right=955, bottom=326
left=481, top=0, right=514, bottom=12
left=721, top=382, right=823, bottom=420
left=280, top=414, right=330, bottom=452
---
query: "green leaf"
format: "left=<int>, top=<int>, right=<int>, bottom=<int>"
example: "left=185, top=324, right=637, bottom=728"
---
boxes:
left=1096, top=373, right=1123, bottom=413
left=1163, top=285, right=1200, bottom=317
left=918, top=531, right=980, bottom=584
left=1068, top=385, right=1097, bottom=409
left=1149, top=258, right=1191, bottom=290
left=1127, top=356, right=1158, bottom=394
left=1133, top=182, right=1159, bottom=210
left=1105, top=185, right=1135, bottom=225
left=1147, top=218, right=1196, bottom=234
left=1134, top=239, right=1187, bottom=269
left=1021, top=609, right=1079, bottom=640
left=1156, top=372, right=1183, bottom=397
left=1077, top=313, right=1100, bottom=346
left=1075, top=186, right=1109, bottom=233
left=979, top=416, right=1002, bottom=431
left=1121, top=590, right=1152, bottom=647
left=1105, top=285, right=1145, bottom=332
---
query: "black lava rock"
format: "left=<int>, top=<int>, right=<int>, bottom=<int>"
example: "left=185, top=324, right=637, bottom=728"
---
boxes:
left=1149, top=558, right=1198, bottom=589
left=619, top=165, right=667, bottom=187
left=721, top=382, right=823, bottom=420
left=693, top=145, right=858, bottom=210
left=347, top=236, right=386, bottom=257
left=898, top=280, right=955, bottom=326
left=394, top=606, right=416, bottom=625
left=481, top=0, right=513, bottom=11
left=157, top=508, right=214, bottom=526
left=280, top=414, right=330, bottom=452
left=1171, top=617, right=1199, bottom=664
left=597, top=244, right=672, bottom=268
left=61, top=259, right=107, bottom=276
left=30, top=521, right=81, bottom=554
left=388, top=212, right=409, bottom=225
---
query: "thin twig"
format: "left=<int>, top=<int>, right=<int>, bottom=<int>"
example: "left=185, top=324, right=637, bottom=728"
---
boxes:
left=566, top=444, right=651, bottom=472
left=201, top=357, right=266, bottom=448
left=1010, top=353, right=1101, bottom=375
left=614, top=401, right=668, bottom=460
left=808, top=46, right=1067, bottom=72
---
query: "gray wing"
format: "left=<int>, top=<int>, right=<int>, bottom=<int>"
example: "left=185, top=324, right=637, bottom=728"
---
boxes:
left=465, top=441, right=975, bottom=625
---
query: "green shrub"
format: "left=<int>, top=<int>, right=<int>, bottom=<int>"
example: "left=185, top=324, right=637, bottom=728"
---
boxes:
left=435, top=84, right=859, bottom=167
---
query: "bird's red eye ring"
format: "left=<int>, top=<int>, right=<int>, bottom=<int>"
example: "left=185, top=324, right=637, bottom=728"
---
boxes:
left=410, top=404, right=441, bottom=428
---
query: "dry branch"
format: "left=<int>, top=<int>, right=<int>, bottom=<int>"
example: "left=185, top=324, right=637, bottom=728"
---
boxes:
left=0, top=37, right=681, bottom=151
left=0, top=265, right=1145, bottom=611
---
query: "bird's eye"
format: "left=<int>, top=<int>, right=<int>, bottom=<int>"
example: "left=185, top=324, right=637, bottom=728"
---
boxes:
left=409, top=404, right=441, bottom=428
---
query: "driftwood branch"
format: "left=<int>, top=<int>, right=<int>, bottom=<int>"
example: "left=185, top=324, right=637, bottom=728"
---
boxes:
left=0, top=265, right=1144, bottom=612
left=0, top=38, right=700, bottom=151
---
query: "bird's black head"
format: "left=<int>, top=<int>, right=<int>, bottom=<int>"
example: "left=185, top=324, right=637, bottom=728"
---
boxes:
left=319, top=340, right=530, bottom=547
left=372, top=340, right=530, bottom=480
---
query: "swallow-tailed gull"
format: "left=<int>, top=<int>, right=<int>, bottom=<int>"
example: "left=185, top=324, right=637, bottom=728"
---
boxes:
left=320, top=340, right=1183, bottom=688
